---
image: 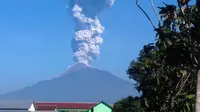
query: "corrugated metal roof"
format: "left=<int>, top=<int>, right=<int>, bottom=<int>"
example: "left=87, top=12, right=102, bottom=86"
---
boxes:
left=0, top=100, right=32, bottom=109
left=36, top=105, right=57, bottom=111
left=35, top=102, right=97, bottom=110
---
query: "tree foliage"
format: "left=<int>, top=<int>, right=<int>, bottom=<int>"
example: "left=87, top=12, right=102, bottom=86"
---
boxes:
left=115, top=0, right=200, bottom=112
left=113, top=96, right=144, bottom=112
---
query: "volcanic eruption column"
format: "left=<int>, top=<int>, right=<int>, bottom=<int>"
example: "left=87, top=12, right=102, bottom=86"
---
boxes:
left=70, top=0, right=115, bottom=66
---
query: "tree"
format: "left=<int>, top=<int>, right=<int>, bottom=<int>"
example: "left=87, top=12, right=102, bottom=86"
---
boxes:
left=156, top=1, right=200, bottom=111
left=128, top=43, right=195, bottom=111
left=126, top=0, right=200, bottom=111
left=113, top=96, right=144, bottom=112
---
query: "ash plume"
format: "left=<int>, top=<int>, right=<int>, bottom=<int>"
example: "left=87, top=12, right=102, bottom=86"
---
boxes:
left=69, top=0, right=115, bottom=66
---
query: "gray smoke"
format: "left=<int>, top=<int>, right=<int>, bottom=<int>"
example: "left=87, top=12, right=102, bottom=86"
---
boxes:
left=69, top=0, right=115, bottom=66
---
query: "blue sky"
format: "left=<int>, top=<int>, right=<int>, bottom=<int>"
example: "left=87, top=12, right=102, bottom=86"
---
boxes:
left=0, top=0, right=176, bottom=94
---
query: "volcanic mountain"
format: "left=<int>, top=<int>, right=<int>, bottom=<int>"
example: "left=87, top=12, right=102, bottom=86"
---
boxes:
left=0, top=63, right=139, bottom=103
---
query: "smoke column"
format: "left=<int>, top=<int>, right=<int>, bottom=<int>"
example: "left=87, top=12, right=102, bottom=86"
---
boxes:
left=69, top=0, right=115, bottom=66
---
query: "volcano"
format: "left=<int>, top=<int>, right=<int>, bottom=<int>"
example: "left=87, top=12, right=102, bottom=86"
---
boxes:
left=0, top=63, right=139, bottom=103
left=58, top=62, right=89, bottom=77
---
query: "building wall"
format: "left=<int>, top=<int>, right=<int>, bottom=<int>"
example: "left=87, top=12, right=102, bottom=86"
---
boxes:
left=88, top=103, right=112, bottom=112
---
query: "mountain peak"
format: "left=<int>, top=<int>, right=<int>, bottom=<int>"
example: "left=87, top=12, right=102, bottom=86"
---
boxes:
left=58, top=62, right=90, bottom=77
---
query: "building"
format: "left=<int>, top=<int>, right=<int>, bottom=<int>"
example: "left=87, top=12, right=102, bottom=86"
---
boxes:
left=28, top=101, right=112, bottom=112
left=87, top=102, right=112, bottom=112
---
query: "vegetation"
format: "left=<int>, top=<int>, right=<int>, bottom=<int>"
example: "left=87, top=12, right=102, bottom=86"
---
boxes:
left=114, top=0, right=200, bottom=111
left=113, top=96, right=144, bottom=112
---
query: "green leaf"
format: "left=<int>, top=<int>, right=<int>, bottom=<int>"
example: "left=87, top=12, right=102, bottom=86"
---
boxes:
left=144, top=98, right=149, bottom=108
left=187, top=94, right=195, bottom=99
left=186, top=102, right=191, bottom=112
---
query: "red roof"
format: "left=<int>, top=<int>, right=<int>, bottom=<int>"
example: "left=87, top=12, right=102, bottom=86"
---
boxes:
left=35, top=102, right=98, bottom=110
left=36, top=105, right=57, bottom=111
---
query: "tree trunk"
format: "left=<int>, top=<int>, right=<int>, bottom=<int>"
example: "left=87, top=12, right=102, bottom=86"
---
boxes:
left=195, top=70, right=200, bottom=112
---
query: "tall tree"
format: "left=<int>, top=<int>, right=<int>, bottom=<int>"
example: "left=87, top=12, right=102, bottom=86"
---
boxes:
left=157, top=1, right=200, bottom=111
left=127, top=42, right=195, bottom=111
left=126, top=0, right=200, bottom=111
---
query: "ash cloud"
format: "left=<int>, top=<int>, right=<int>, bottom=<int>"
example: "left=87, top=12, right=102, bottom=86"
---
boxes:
left=69, top=0, right=114, bottom=66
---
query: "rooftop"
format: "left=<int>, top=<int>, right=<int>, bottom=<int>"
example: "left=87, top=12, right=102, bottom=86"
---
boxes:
left=34, top=102, right=98, bottom=110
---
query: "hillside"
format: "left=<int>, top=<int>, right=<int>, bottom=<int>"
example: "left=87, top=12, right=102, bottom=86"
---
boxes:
left=0, top=63, right=139, bottom=103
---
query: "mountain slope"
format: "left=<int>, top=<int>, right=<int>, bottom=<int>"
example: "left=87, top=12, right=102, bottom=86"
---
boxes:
left=0, top=65, right=139, bottom=103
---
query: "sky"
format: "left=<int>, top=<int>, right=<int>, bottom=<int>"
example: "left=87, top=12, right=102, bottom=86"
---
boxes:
left=0, top=0, right=177, bottom=94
